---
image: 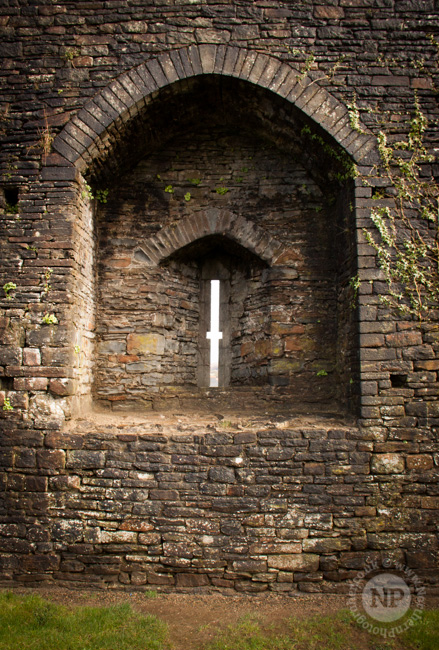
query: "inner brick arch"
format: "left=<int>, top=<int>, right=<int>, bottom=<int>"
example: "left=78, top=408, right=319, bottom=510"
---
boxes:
left=134, top=210, right=286, bottom=268
left=52, top=45, right=378, bottom=416
left=52, top=45, right=377, bottom=172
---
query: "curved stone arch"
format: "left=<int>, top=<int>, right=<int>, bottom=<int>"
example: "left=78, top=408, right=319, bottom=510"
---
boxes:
left=52, top=44, right=377, bottom=173
left=134, top=209, right=286, bottom=268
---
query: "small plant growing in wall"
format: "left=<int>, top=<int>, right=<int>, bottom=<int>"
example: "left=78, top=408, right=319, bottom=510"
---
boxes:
left=81, top=183, right=94, bottom=201
left=164, top=185, right=174, bottom=194
left=300, top=124, right=358, bottom=184
left=316, top=369, right=328, bottom=377
left=42, top=313, right=58, bottom=325
left=43, top=267, right=53, bottom=295
left=215, top=186, right=229, bottom=195
left=184, top=192, right=191, bottom=202
left=29, top=110, right=54, bottom=161
left=3, top=282, right=16, bottom=300
left=349, top=274, right=361, bottom=309
left=347, top=93, right=364, bottom=134
left=96, top=189, right=109, bottom=204
left=5, top=201, right=19, bottom=215
left=62, top=48, right=77, bottom=66
left=2, top=397, right=13, bottom=411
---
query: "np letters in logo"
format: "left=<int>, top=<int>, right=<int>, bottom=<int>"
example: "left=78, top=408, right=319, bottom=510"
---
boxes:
left=362, top=574, right=411, bottom=623
left=370, top=586, right=406, bottom=609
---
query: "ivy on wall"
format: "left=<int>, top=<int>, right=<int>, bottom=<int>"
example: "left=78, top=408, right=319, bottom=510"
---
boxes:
left=364, top=95, right=438, bottom=320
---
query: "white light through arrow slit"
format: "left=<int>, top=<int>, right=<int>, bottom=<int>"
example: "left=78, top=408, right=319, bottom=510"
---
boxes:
left=206, top=280, right=222, bottom=387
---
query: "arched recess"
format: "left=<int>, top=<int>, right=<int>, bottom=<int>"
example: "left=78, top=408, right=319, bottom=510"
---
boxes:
left=134, top=210, right=286, bottom=268
left=51, top=45, right=377, bottom=417
left=52, top=45, right=376, bottom=172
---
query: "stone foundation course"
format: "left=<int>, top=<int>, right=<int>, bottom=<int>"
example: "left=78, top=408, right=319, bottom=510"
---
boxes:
left=1, top=414, right=438, bottom=593
left=1, top=0, right=439, bottom=593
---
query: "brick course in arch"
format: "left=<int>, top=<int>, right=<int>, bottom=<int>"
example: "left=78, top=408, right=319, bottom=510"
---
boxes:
left=52, top=45, right=377, bottom=174
left=135, top=210, right=286, bottom=268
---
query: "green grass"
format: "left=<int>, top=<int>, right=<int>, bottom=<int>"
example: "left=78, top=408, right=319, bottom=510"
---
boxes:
left=1, top=591, right=438, bottom=650
left=204, top=611, right=354, bottom=650
left=204, top=609, right=439, bottom=650
left=204, top=614, right=291, bottom=650
left=0, top=591, right=169, bottom=650
left=401, top=610, right=439, bottom=650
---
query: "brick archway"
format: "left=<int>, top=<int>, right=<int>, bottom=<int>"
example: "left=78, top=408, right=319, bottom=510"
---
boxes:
left=50, top=43, right=375, bottom=420
left=52, top=44, right=376, bottom=172
left=135, top=209, right=286, bottom=268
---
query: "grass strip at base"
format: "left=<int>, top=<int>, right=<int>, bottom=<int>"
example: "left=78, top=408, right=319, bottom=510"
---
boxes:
left=204, top=609, right=439, bottom=650
left=400, top=610, right=439, bottom=650
left=0, top=591, right=169, bottom=650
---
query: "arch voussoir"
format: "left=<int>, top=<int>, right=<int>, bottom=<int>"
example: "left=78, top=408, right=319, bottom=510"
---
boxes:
left=199, top=43, right=217, bottom=74
left=135, top=211, right=287, bottom=268
left=248, top=53, right=271, bottom=85
left=52, top=44, right=376, bottom=171
left=158, top=52, right=180, bottom=85
left=257, top=58, right=284, bottom=91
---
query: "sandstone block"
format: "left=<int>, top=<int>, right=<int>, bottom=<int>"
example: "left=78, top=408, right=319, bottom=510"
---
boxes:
left=232, top=559, right=267, bottom=572
left=21, top=554, right=60, bottom=572
left=386, top=330, right=423, bottom=347
left=406, top=455, right=433, bottom=471
left=314, top=6, right=344, bottom=18
left=49, top=378, right=75, bottom=396
left=52, top=520, right=83, bottom=543
left=131, top=571, right=147, bottom=585
left=37, top=449, right=66, bottom=469
left=175, top=573, right=210, bottom=587
left=302, top=538, right=350, bottom=553
left=23, top=348, right=41, bottom=366
left=208, top=467, right=236, bottom=483
left=127, top=333, right=165, bottom=355
left=14, top=377, right=48, bottom=391
left=67, top=450, right=105, bottom=469
left=101, top=530, right=137, bottom=544
left=268, top=554, right=319, bottom=572
left=49, top=475, right=81, bottom=491
left=371, top=454, right=405, bottom=474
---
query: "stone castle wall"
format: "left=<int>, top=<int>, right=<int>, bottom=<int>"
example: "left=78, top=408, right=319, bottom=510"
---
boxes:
left=1, top=415, right=437, bottom=593
left=0, top=0, right=438, bottom=592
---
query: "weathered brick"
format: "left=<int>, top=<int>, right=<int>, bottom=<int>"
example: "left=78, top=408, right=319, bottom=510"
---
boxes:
left=406, top=455, right=433, bottom=471
left=371, top=454, right=405, bottom=474
left=386, top=331, right=423, bottom=347
left=268, top=554, right=319, bottom=572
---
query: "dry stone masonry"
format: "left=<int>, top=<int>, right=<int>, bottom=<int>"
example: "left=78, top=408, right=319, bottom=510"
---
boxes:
left=0, top=0, right=438, bottom=593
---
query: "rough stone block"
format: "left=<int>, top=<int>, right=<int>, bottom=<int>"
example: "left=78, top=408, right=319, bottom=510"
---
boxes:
left=127, top=333, right=165, bottom=355
left=37, top=449, right=66, bottom=469
left=386, top=331, right=423, bottom=347
left=67, top=450, right=105, bottom=469
left=371, top=454, right=405, bottom=474
left=208, top=467, right=236, bottom=483
left=302, top=538, right=351, bottom=553
left=175, top=573, right=210, bottom=587
left=49, top=378, right=75, bottom=396
left=406, top=454, right=433, bottom=472
left=268, top=554, right=320, bottom=572
left=52, top=520, right=83, bottom=543
left=23, top=348, right=41, bottom=366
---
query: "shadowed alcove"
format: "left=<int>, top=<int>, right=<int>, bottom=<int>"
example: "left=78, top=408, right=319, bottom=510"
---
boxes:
left=89, top=75, right=358, bottom=416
